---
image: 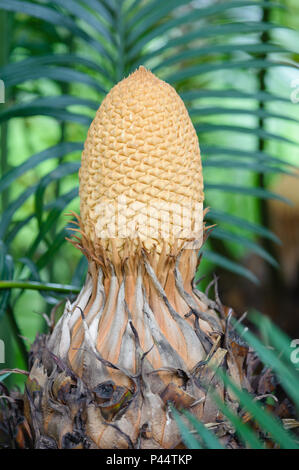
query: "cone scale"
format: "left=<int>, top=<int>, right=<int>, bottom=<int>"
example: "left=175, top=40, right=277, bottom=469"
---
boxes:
left=25, top=68, right=240, bottom=449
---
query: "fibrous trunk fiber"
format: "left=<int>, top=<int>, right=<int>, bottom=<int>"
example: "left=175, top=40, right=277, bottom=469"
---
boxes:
left=23, top=231, right=250, bottom=449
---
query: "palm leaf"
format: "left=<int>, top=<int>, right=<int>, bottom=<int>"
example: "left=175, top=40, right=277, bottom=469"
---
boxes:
left=206, top=209, right=281, bottom=243
left=202, top=250, right=259, bottom=284
left=233, top=316, right=299, bottom=410
left=0, top=142, right=82, bottom=197
left=170, top=405, right=202, bottom=449
left=129, top=21, right=284, bottom=62
left=152, top=43, right=290, bottom=72
left=0, top=0, right=113, bottom=59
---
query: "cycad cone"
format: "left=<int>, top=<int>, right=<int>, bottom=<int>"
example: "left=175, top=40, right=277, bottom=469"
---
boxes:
left=26, top=68, right=226, bottom=449
left=80, top=65, right=204, bottom=258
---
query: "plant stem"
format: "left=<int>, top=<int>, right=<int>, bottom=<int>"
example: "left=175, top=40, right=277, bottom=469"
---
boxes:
left=0, top=280, right=80, bottom=294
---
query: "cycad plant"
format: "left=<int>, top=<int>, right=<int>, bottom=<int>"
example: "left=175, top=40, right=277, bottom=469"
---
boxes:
left=1, top=66, right=296, bottom=449
left=20, top=67, right=231, bottom=449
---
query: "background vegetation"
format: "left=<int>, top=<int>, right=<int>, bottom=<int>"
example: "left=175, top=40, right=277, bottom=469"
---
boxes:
left=0, top=0, right=298, bottom=394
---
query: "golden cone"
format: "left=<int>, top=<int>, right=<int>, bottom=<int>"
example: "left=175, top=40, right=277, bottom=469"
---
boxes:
left=24, top=67, right=249, bottom=449
left=80, top=66, right=204, bottom=257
